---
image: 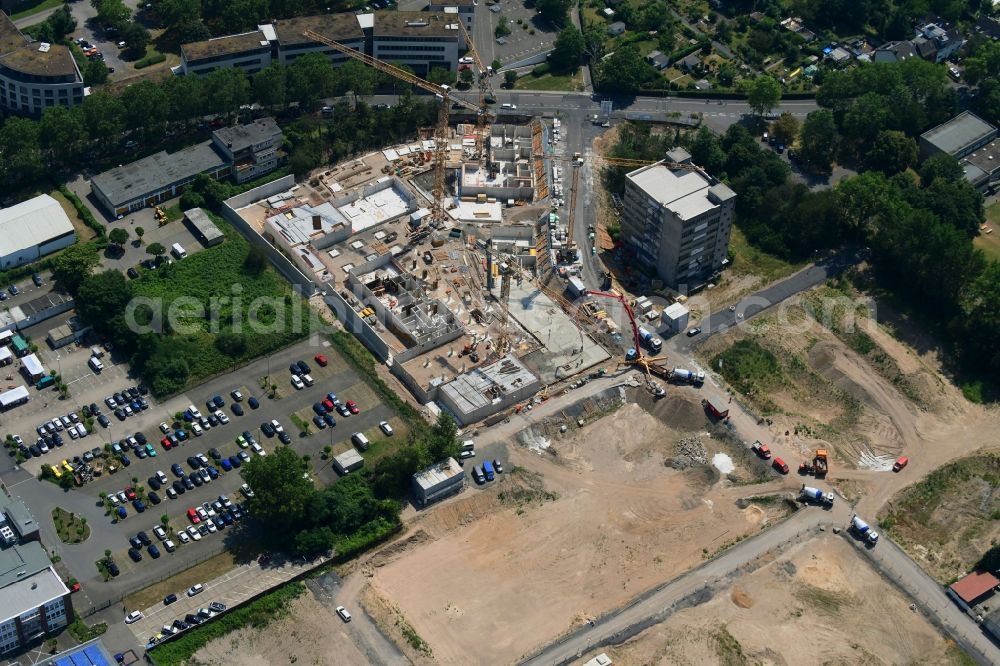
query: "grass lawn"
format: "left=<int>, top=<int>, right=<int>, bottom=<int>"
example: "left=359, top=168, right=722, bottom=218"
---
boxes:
left=727, top=226, right=804, bottom=283
left=52, top=507, right=90, bottom=544
left=975, top=202, right=1000, bottom=262
left=125, top=550, right=239, bottom=611
left=11, top=0, right=63, bottom=20
left=514, top=69, right=586, bottom=92
left=49, top=190, right=99, bottom=242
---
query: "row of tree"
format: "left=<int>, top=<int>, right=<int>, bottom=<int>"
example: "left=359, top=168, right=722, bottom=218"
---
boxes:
left=241, top=412, right=463, bottom=556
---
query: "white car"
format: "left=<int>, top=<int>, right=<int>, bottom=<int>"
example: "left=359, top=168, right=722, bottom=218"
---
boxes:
left=291, top=375, right=304, bottom=390
left=152, top=525, right=167, bottom=541
left=215, top=410, right=230, bottom=425
left=301, top=374, right=314, bottom=386
left=124, top=405, right=133, bottom=417
left=191, top=423, right=204, bottom=437
left=336, top=606, right=352, bottom=622
left=379, top=421, right=394, bottom=436
left=219, top=494, right=232, bottom=508
left=108, top=494, right=120, bottom=506
left=199, top=416, right=212, bottom=430
left=187, top=526, right=202, bottom=541
left=459, top=56, right=474, bottom=64
left=159, top=422, right=170, bottom=434
left=164, top=539, right=176, bottom=552
left=177, top=530, right=190, bottom=544
left=155, top=470, right=168, bottom=485
left=125, top=610, right=144, bottom=624
left=270, top=419, right=283, bottom=433
left=188, top=405, right=203, bottom=420
left=196, top=506, right=209, bottom=521
left=231, top=389, right=243, bottom=402
left=240, top=483, right=254, bottom=498
left=251, top=442, right=265, bottom=456
left=187, top=583, right=204, bottom=597
left=196, top=452, right=210, bottom=465
left=206, top=521, right=217, bottom=533
left=68, top=427, right=78, bottom=440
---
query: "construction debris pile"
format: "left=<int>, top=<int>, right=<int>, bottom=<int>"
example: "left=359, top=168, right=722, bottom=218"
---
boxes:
left=669, top=435, right=708, bottom=470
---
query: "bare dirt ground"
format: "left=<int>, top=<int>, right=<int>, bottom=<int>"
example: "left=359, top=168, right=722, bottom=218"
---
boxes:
left=583, top=534, right=968, bottom=666
left=192, top=591, right=370, bottom=666
left=364, top=393, right=797, bottom=665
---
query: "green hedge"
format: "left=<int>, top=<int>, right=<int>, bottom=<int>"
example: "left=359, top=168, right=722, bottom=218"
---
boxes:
left=148, top=582, right=305, bottom=665
left=58, top=185, right=106, bottom=238
left=332, top=517, right=402, bottom=563
left=135, top=53, right=167, bottom=69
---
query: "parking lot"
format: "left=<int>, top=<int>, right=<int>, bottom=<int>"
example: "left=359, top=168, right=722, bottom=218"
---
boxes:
left=99, top=217, right=204, bottom=275
left=4, top=338, right=402, bottom=604
left=485, top=0, right=559, bottom=65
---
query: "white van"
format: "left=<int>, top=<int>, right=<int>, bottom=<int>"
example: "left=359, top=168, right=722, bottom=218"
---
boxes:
left=75, top=423, right=87, bottom=438
left=171, top=243, right=187, bottom=259
left=88, top=356, right=104, bottom=373
left=351, top=432, right=370, bottom=451
left=90, top=346, right=104, bottom=358
left=501, top=103, right=517, bottom=110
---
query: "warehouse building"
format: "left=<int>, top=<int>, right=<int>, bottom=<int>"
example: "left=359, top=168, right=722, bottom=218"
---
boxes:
left=333, top=448, right=364, bottom=475
left=183, top=208, right=225, bottom=247
left=0, top=194, right=76, bottom=269
left=412, top=457, right=464, bottom=506
left=438, top=354, right=540, bottom=426
left=0, top=13, right=85, bottom=116
left=621, top=149, right=736, bottom=290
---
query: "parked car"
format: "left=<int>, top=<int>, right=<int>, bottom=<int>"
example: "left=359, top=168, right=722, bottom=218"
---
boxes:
left=187, top=583, right=204, bottom=597
left=336, top=606, right=352, bottom=622
left=125, top=610, right=144, bottom=624
left=379, top=421, right=393, bottom=436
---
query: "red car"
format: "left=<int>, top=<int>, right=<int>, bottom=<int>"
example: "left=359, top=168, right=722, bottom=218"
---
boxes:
left=346, top=400, right=359, bottom=415
left=314, top=354, right=328, bottom=367
left=70, top=582, right=81, bottom=593
left=322, top=398, right=335, bottom=411
left=161, top=436, right=172, bottom=450
left=187, top=508, right=200, bottom=524
left=124, top=487, right=137, bottom=501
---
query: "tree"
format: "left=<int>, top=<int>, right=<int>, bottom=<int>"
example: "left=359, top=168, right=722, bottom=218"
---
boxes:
left=459, top=67, right=474, bottom=87
left=120, top=81, right=168, bottom=140
left=535, top=0, right=573, bottom=23
left=504, top=70, right=518, bottom=87
left=867, top=130, right=917, bottom=175
left=427, top=67, right=456, bottom=87
left=798, top=109, right=839, bottom=172
left=747, top=75, right=781, bottom=117
left=0, top=117, right=43, bottom=187
left=146, top=242, right=166, bottom=258
left=241, top=446, right=315, bottom=537
left=134, top=226, right=145, bottom=244
left=253, top=64, right=287, bottom=110
left=549, top=26, right=584, bottom=74
left=94, top=0, right=131, bottom=29
left=77, top=271, right=132, bottom=326
left=203, top=68, right=250, bottom=117
left=215, top=332, right=246, bottom=357
left=83, top=57, right=110, bottom=86
left=121, top=21, right=150, bottom=54
left=689, top=126, right=725, bottom=175
left=334, top=59, right=374, bottom=106
left=596, top=46, right=660, bottom=93
left=491, top=59, right=502, bottom=72
left=51, top=244, right=100, bottom=294
left=919, top=154, right=964, bottom=187
left=243, top=245, right=268, bottom=275
left=495, top=16, right=511, bottom=38
left=582, top=22, right=607, bottom=61
left=39, top=106, right=88, bottom=165
left=427, top=412, right=460, bottom=461
left=108, top=227, right=130, bottom=249
left=287, top=53, right=335, bottom=109
left=158, top=0, right=202, bottom=27
left=770, top=112, right=799, bottom=146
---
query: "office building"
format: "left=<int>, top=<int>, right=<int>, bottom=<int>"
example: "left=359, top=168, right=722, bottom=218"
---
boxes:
left=621, top=149, right=736, bottom=289
left=0, top=12, right=84, bottom=116
left=919, top=111, right=1000, bottom=192
left=211, top=117, right=283, bottom=183
left=180, top=30, right=272, bottom=76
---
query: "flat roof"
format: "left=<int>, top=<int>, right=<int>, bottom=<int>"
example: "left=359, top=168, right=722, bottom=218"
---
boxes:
left=921, top=111, right=997, bottom=157
left=181, top=30, right=270, bottom=63
left=413, top=457, right=463, bottom=490
left=91, top=142, right=226, bottom=207
left=0, top=42, right=79, bottom=79
left=184, top=207, right=224, bottom=243
left=213, top=117, right=282, bottom=152
left=950, top=571, right=999, bottom=603
left=333, top=449, right=363, bottom=467
left=0, top=565, right=67, bottom=624
left=627, top=161, right=723, bottom=221
left=0, top=539, right=52, bottom=590
left=962, top=136, right=1000, bottom=175
left=272, top=14, right=364, bottom=45
left=0, top=194, right=75, bottom=258
left=0, top=491, right=36, bottom=537
left=268, top=202, right=349, bottom=245
left=663, top=302, right=689, bottom=319
left=439, top=354, right=538, bottom=415
left=374, top=12, right=461, bottom=38
left=0, top=11, right=28, bottom=56
left=335, top=182, right=411, bottom=233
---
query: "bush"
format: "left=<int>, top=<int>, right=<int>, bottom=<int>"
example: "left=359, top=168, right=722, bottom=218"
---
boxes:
left=58, top=185, right=105, bottom=238
left=532, top=63, right=551, bottom=77
left=712, top=339, right=782, bottom=398
left=332, top=517, right=401, bottom=563
left=135, top=52, right=167, bottom=69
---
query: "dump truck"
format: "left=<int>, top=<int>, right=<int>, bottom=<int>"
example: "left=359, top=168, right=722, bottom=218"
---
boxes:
left=751, top=440, right=771, bottom=459
left=800, top=485, right=834, bottom=505
left=812, top=449, right=829, bottom=478
left=851, top=514, right=879, bottom=545
left=670, top=368, right=705, bottom=385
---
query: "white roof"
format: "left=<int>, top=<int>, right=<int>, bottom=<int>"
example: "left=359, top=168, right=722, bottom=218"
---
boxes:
left=0, top=567, right=68, bottom=624
left=0, top=347, right=11, bottom=362
left=0, top=385, right=28, bottom=406
left=663, top=302, right=689, bottom=319
left=0, top=195, right=74, bottom=258
left=22, top=353, right=44, bottom=377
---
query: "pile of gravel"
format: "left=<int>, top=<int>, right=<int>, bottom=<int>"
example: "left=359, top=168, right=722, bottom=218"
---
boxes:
left=669, top=435, right=708, bottom=470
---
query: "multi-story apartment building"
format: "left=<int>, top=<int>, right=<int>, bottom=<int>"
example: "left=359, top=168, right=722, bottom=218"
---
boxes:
left=178, top=10, right=460, bottom=78
left=621, top=149, right=736, bottom=290
left=212, top=118, right=284, bottom=183
left=0, top=12, right=84, bottom=116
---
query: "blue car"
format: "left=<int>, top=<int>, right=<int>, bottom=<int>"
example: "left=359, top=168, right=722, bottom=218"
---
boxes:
left=212, top=395, right=225, bottom=409
left=248, top=396, right=259, bottom=409
left=220, top=458, right=232, bottom=472
left=183, top=410, right=194, bottom=422
left=323, top=413, right=336, bottom=428
left=312, top=415, right=327, bottom=429
left=228, top=455, right=242, bottom=469
left=133, top=499, right=145, bottom=513
left=176, top=429, right=188, bottom=441
left=117, top=506, right=127, bottom=519
left=207, top=467, right=219, bottom=479
left=213, top=516, right=225, bottom=530
left=171, top=463, right=184, bottom=477
left=120, top=454, right=130, bottom=467
left=220, top=512, right=234, bottom=526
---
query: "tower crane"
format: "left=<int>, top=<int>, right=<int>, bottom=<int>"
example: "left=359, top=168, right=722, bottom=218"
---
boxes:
left=303, top=29, right=487, bottom=222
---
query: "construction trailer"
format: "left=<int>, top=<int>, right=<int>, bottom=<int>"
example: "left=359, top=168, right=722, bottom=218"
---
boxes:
left=703, top=396, right=729, bottom=420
